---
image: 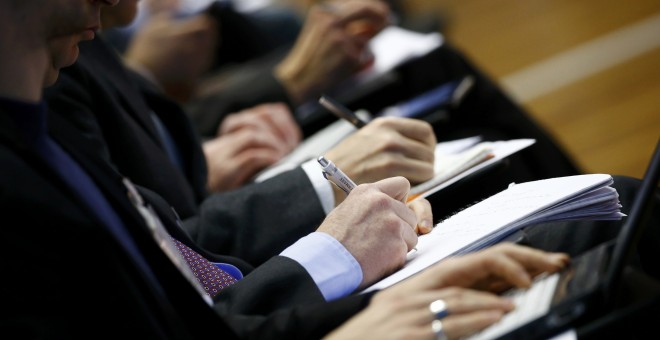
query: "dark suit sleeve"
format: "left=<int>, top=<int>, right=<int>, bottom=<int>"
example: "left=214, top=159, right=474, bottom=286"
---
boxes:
left=140, top=183, right=373, bottom=338
left=211, top=252, right=375, bottom=339
left=183, top=167, right=327, bottom=266
left=211, top=256, right=374, bottom=339
left=220, top=289, right=375, bottom=339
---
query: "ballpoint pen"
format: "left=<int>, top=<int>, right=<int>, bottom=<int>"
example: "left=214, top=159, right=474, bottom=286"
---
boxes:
left=317, top=156, right=357, bottom=194
left=319, top=95, right=370, bottom=129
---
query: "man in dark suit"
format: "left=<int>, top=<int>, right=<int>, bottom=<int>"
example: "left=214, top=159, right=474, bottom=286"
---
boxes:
left=45, top=0, right=441, bottom=267
left=1, top=2, right=575, bottom=338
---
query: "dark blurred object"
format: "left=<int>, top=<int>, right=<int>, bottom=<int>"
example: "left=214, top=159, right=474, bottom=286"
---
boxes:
left=205, top=2, right=301, bottom=69
left=104, top=2, right=303, bottom=71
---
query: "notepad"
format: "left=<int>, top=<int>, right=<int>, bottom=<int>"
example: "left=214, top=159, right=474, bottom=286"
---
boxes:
left=410, top=139, right=536, bottom=197
left=364, top=174, right=624, bottom=292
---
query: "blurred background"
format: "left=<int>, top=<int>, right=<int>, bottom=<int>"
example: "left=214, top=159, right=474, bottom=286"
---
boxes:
left=401, top=0, right=660, bottom=180
left=230, top=0, right=659, bottom=179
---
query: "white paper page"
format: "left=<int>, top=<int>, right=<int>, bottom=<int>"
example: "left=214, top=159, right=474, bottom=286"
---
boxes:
left=411, top=144, right=494, bottom=195
left=412, top=139, right=536, bottom=197
left=435, top=136, right=482, bottom=157
left=352, top=26, right=444, bottom=86
left=364, top=174, right=614, bottom=292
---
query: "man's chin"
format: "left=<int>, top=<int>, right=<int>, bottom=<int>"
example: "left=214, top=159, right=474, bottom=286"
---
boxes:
left=62, top=44, right=81, bottom=68
left=43, top=70, right=60, bottom=88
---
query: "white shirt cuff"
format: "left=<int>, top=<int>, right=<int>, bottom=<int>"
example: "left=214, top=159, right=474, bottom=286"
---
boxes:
left=301, top=159, right=334, bottom=215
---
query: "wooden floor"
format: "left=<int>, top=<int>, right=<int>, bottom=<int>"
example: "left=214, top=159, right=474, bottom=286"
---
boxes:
left=403, top=0, right=660, bottom=179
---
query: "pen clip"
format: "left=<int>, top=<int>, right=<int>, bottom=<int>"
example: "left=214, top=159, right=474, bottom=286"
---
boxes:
left=318, top=156, right=357, bottom=194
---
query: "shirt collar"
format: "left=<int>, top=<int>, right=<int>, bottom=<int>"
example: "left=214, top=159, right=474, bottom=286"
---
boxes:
left=0, top=96, right=48, bottom=143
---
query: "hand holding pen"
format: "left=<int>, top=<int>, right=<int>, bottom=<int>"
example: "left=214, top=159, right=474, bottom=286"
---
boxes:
left=319, top=100, right=437, bottom=186
left=318, top=156, right=434, bottom=236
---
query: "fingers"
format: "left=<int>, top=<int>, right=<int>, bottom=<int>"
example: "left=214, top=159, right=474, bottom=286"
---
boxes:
left=225, top=150, right=281, bottom=187
left=381, top=157, right=435, bottom=184
left=371, top=117, right=437, bottom=149
left=326, top=117, right=437, bottom=185
left=425, top=290, right=512, bottom=339
left=363, top=118, right=437, bottom=182
left=484, top=244, right=569, bottom=285
left=202, top=131, right=285, bottom=191
left=275, top=1, right=389, bottom=103
left=367, top=287, right=513, bottom=340
left=406, top=288, right=513, bottom=321
left=256, top=103, right=302, bottom=151
left=441, top=310, right=506, bottom=339
left=219, top=111, right=272, bottom=135
left=401, top=243, right=569, bottom=295
left=407, top=198, right=433, bottom=234
left=219, top=103, right=301, bottom=153
left=372, top=176, right=410, bottom=203
left=419, top=290, right=511, bottom=339
left=453, top=243, right=569, bottom=290
left=371, top=178, right=419, bottom=251
left=208, top=150, right=280, bottom=191
left=228, top=128, right=289, bottom=158
left=333, top=0, right=390, bottom=34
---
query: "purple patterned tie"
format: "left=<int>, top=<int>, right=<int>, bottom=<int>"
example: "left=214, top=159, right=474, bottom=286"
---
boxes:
left=171, top=238, right=238, bottom=298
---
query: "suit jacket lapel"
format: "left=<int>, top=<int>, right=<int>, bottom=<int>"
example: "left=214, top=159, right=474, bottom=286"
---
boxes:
left=46, top=109, right=149, bottom=227
left=0, top=110, right=115, bottom=229
left=79, top=36, right=210, bottom=201
left=79, top=37, right=165, bottom=145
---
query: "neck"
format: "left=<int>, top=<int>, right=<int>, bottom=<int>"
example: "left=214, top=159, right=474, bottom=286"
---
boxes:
left=0, top=20, right=49, bottom=102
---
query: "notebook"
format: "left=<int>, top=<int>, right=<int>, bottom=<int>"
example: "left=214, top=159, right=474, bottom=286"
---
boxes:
left=468, top=139, right=660, bottom=339
left=410, top=138, right=535, bottom=197
left=364, top=173, right=624, bottom=292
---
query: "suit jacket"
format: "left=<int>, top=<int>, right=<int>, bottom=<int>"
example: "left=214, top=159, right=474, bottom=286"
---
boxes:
left=45, top=37, right=327, bottom=266
left=0, top=104, right=370, bottom=339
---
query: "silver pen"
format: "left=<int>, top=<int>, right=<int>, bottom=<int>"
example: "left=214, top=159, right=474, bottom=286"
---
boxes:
left=317, top=156, right=357, bottom=194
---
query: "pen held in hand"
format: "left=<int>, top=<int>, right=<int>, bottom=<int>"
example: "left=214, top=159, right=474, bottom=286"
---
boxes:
left=319, top=95, right=369, bottom=129
left=317, top=156, right=357, bottom=194
left=317, top=156, right=420, bottom=254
